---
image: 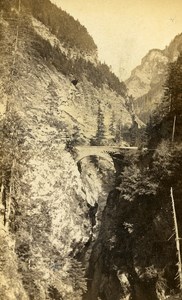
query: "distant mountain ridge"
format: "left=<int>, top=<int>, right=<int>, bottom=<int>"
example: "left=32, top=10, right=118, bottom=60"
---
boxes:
left=126, top=33, right=182, bottom=123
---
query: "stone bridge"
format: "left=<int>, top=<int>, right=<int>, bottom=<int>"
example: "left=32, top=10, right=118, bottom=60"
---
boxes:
left=74, top=145, right=145, bottom=174
left=75, top=146, right=139, bottom=172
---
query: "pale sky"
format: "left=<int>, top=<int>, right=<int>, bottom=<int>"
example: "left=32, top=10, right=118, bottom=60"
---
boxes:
left=51, top=0, right=182, bottom=80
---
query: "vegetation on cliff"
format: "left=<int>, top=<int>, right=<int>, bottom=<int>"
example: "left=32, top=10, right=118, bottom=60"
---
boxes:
left=0, top=0, right=127, bottom=98
left=1, top=0, right=97, bottom=53
left=1, top=0, right=181, bottom=299
left=85, top=52, right=182, bottom=300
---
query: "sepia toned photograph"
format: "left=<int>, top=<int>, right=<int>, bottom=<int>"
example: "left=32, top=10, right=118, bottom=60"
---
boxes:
left=0, top=0, right=182, bottom=299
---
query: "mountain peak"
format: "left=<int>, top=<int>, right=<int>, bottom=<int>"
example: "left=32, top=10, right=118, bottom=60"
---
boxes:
left=126, top=33, right=182, bottom=123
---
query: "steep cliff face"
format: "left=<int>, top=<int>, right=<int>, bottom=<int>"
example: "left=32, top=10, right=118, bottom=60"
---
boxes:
left=1, top=2, right=181, bottom=299
left=0, top=10, right=132, bottom=141
left=84, top=146, right=182, bottom=300
left=126, top=33, right=182, bottom=123
left=84, top=51, right=182, bottom=299
left=0, top=1, right=133, bottom=299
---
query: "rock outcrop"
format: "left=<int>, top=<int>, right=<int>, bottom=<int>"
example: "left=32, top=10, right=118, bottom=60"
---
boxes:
left=0, top=1, right=134, bottom=299
left=126, top=33, right=182, bottom=123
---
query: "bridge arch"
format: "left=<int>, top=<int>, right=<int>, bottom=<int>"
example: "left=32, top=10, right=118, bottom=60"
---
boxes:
left=75, top=145, right=118, bottom=164
left=74, top=145, right=137, bottom=174
left=76, top=154, right=115, bottom=174
left=76, top=153, right=114, bottom=165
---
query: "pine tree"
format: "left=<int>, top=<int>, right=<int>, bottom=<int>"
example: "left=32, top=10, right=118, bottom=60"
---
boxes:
left=158, top=52, right=182, bottom=119
left=72, top=125, right=81, bottom=145
left=109, top=111, right=116, bottom=137
left=66, top=125, right=82, bottom=151
left=167, top=53, right=182, bottom=116
left=128, top=120, right=139, bottom=146
left=146, top=52, right=182, bottom=145
left=95, top=102, right=105, bottom=145
left=115, top=121, right=123, bottom=144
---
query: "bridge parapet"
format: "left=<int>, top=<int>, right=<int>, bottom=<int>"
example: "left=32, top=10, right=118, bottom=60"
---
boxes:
left=75, top=145, right=139, bottom=163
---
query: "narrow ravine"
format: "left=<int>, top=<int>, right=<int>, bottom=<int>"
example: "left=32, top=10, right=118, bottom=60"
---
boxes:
left=77, top=157, right=116, bottom=266
left=82, top=148, right=182, bottom=300
left=0, top=2, right=182, bottom=300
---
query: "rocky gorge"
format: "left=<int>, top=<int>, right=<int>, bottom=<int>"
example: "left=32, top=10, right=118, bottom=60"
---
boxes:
left=0, top=1, right=182, bottom=300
